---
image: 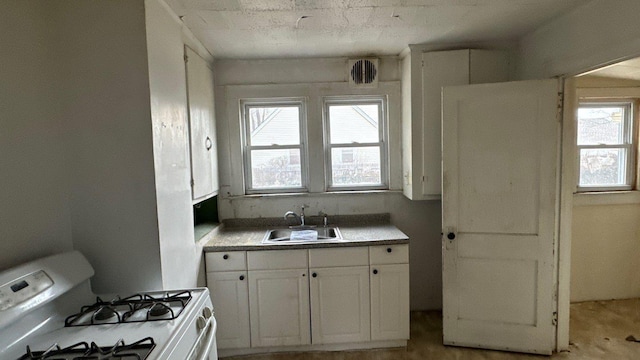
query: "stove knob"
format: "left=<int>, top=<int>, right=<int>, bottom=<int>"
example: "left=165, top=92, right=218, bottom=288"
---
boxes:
left=196, top=315, right=207, bottom=330
left=202, top=306, right=213, bottom=319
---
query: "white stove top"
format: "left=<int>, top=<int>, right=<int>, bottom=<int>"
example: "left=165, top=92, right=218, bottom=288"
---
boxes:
left=0, top=252, right=217, bottom=360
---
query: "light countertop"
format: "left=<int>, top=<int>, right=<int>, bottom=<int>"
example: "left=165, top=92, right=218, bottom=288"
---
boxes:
left=202, top=217, right=409, bottom=252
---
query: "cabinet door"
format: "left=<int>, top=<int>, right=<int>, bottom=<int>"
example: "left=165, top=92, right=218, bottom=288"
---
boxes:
left=206, top=271, right=250, bottom=349
left=248, top=269, right=310, bottom=347
left=310, top=266, right=370, bottom=344
left=370, top=264, right=410, bottom=340
left=421, top=50, right=470, bottom=197
left=185, top=46, right=218, bottom=202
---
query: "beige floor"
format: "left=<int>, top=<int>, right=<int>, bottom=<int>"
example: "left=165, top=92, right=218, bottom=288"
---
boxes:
left=224, top=298, right=640, bottom=359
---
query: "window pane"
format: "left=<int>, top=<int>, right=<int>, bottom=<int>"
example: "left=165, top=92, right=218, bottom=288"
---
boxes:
left=248, top=106, right=300, bottom=146
left=577, top=106, right=626, bottom=145
left=329, top=104, right=379, bottom=144
left=251, top=149, right=302, bottom=188
left=331, top=147, right=381, bottom=186
left=579, top=148, right=627, bottom=186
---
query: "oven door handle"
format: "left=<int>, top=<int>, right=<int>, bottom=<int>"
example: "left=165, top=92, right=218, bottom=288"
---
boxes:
left=187, top=309, right=217, bottom=360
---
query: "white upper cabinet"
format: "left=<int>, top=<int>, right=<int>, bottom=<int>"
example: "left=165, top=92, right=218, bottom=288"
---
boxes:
left=185, top=46, right=219, bottom=203
left=401, top=48, right=509, bottom=200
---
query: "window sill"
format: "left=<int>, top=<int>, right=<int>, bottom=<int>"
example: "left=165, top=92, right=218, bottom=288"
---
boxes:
left=573, top=190, right=640, bottom=206
left=226, top=189, right=402, bottom=200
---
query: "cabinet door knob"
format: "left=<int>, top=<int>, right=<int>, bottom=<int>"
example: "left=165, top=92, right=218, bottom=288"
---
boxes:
left=312, top=272, right=317, bottom=278
left=387, top=247, right=392, bottom=253
left=223, top=254, right=229, bottom=260
left=205, top=137, right=212, bottom=150
left=447, top=232, right=456, bottom=240
left=239, top=275, right=244, bottom=281
left=373, top=269, right=378, bottom=275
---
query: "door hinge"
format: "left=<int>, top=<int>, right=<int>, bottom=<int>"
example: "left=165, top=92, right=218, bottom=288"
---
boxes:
left=190, top=179, right=195, bottom=187
left=184, top=54, right=189, bottom=63
left=421, top=60, right=424, bottom=67
left=552, top=311, right=558, bottom=326
left=422, top=175, right=425, bottom=183
left=556, top=92, right=564, bottom=122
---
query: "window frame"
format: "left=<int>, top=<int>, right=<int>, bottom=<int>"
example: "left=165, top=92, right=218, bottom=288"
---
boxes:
left=322, top=96, right=389, bottom=191
left=241, top=98, right=309, bottom=194
left=576, top=99, right=637, bottom=192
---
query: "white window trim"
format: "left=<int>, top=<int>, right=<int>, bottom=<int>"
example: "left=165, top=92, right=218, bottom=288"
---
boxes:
left=322, top=96, right=389, bottom=191
left=576, top=99, right=637, bottom=192
left=241, top=98, right=309, bottom=194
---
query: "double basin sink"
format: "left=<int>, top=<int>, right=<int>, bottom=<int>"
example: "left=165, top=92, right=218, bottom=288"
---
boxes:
left=262, top=226, right=343, bottom=244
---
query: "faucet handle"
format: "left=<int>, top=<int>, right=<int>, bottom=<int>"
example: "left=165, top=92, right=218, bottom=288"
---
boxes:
left=318, top=211, right=328, bottom=226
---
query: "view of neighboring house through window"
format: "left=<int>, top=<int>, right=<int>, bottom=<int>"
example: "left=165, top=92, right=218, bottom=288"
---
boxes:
left=242, top=99, right=307, bottom=193
left=577, top=101, right=636, bottom=191
left=324, top=97, right=388, bottom=190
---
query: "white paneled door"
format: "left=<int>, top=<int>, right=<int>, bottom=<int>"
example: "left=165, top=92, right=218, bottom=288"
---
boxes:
left=442, top=79, right=559, bottom=355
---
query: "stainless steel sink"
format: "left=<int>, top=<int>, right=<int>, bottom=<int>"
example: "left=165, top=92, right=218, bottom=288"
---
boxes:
left=262, top=226, right=343, bottom=244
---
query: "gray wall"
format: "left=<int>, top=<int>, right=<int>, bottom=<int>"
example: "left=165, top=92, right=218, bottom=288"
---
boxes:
left=0, top=1, right=74, bottom=271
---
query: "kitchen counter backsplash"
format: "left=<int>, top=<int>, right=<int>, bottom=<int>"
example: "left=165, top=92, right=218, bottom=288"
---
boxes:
left=222, top=213, right=391, bottom=228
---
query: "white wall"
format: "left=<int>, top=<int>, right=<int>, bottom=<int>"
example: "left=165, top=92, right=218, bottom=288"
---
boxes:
left=145, top=0, right=200, bottom=290
left=0, top=2, right=74, bottom=271
left=214, top=57, right=443, bottom=309
left=571, top=202, right=640, bottom=301
left=54, top=0, right=164, bottom=293
left=517, top=0, right=640, bottom=79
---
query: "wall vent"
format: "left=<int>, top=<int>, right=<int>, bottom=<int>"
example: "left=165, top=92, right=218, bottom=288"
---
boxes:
left=348, top=58, right=379, bottom=88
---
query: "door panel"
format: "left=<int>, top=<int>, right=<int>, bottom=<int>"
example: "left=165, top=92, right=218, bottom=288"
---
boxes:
left=370, top=263, right=410, bottom=340
left=442, top=79, right=559, bottom=355
left=248, top=269, right=310, bottom=347
left=310, top=266, right=370, bottom=344
left=185, top=46, right=218, bottom=201
left=206, top=271, right=250, bottom=349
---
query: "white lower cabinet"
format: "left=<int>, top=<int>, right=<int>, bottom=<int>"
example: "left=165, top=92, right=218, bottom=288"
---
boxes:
left=248, top=268, right=311, bottom=347
left=370, top=263, right=410, bottom=340
left=206, top=271, right=250, bottom=349
left=206, top=243, right=409, bottom=355
left=310, top=266, right=370, bottom=344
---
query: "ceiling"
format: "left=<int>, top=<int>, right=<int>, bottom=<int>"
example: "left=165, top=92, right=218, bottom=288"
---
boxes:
left=165, top=0, right=589, bottom=59
left=589, top=57, right=640, bottom=80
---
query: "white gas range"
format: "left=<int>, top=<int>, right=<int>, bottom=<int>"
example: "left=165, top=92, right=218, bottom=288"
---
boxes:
left=0, top=251, right=218, bottom=359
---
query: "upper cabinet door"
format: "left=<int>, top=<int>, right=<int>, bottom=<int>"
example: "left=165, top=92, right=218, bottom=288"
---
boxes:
left=185, top=46, right=218, bottom=202
left=401, top=48, right=509, bottom=200
left=421, top=50, right=470, bottom=197
left=441, top=79, right=559, bottom=355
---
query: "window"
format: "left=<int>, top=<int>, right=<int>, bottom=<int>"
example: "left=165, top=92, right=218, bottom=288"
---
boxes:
left=324, top=97, right=388, bottom=190
left=577, top=101, right=637, bottom=191
left=242, top=99, right=307, bottom=193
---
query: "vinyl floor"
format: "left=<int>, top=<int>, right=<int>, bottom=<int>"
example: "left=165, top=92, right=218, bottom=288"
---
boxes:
left=223, top=298, right=640, bottom=359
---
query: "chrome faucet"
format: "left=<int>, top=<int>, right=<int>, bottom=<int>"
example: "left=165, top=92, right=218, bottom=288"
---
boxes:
left=284, top=205, right=305, bottom=226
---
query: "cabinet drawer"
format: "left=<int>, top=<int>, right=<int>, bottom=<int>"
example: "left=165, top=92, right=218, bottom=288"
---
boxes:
left=205, top=251, right=247, bottom=272
left=247, top=250, right=307, bottom=270
left=369, top=244, right=409, bottom=265
left=309, top=247, right=369, bottom=268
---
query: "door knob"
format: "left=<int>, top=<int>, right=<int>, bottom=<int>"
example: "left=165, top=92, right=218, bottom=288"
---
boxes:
left=447, top=232, right=456, bottom=240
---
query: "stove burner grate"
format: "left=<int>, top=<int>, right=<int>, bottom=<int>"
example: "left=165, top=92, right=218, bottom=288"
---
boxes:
left=17, top=337, right=156, bottom=360
left=64, top=291, right=192, bottom=327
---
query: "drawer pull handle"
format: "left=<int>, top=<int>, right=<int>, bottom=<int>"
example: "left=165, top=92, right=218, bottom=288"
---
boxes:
left=239, top=275, right=245, bottom=281
left=387, top=248, right=392, bottom=253
left=373, top=269, right=378, bottom=275
left=223, top=254, right=229, bottom=260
